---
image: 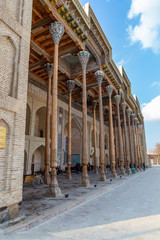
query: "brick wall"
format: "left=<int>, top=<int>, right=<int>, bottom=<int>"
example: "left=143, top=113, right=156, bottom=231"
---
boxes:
left=0, top=0, right=33, bottom=222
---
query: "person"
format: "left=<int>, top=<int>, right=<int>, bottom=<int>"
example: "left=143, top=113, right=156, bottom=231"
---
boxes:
left=57, top=166, right=62, bottom=175
left=87, top=162, right=91, bottom=171
left=131, top=165, right=135, bottom=174
left=75, top=163, right=80, bottom=174
left=143, top=162, right=145, bottom=171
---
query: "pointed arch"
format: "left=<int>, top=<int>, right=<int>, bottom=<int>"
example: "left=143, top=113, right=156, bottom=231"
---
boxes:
left=32, top=145, right=45, bottom=173
left=0, top=35, right=17, bottom=97
left=25, top=104, right=31, bottom=135
left=34, top=106, right=46, bottom=137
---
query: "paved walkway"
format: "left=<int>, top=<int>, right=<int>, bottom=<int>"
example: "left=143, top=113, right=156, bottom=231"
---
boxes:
left=2, top=167, right=160, bottom=240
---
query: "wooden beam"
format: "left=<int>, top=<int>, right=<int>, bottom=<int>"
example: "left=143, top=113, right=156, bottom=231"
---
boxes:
left=32, top=16, right=52, bottom=31
left=29, top=60, right=47, bottom=70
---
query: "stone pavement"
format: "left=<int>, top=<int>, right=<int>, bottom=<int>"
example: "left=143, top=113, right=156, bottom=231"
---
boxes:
left=2, top=167, right=159, bottom=239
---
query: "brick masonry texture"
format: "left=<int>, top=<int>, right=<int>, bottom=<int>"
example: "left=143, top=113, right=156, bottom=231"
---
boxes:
left=0, top=0, right=33, bottom=220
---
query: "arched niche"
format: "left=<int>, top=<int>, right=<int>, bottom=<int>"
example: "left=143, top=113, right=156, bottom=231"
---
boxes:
left=32, top=145, right=45, bottom=173
left=24, top=150, right=27, bottom=175
left=0, top=35, right=16, bottom=97
left=64, top=118, right=82, bottom=164
left=25, top=104, right=31, bottom=135
left=34, top=107, right=46, bottom=137
left=0, top=119, right=10, bottom=191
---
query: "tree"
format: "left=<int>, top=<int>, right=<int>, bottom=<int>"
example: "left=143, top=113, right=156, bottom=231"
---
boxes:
left=153, top=143, right=160, bottom=154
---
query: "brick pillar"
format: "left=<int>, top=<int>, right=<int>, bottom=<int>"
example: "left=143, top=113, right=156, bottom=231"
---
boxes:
left=114, top=95, right=125, bottom=175
left=66, top=80, right=75, bottom=179
left=78, top=51, right=90, bottom=187
left=47, top=22, right=64, bottom=197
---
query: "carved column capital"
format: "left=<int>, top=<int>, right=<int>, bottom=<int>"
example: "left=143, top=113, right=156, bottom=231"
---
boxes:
left=106, top=85, right=114, bottom=98
left=121, top=102, right=127, bottom=113
left=77, top=51, right=90, bottom=70
left=95, top=70, right=104, bottom=86
left=44, top=63, right=53, bottom=79
left=126, top=108, right=132, bottom=119
left=134, top=117, right=138, bottom=125
left=114, top=95, right=121, bottom=106
left=92, top=100, right=97, bottom=110
left=131, top=113, right=135, bottom=122
left=49, top=22, right=64, bottom=45
left=66, top=80, right=75, bottom=93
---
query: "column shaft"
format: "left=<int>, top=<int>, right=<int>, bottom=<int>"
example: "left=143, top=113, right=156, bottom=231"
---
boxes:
left=109, top=96, right=117, bottom=178
left=128, top=116, right=134, bottom=166
left=114, top=119, right=118, bottom=169
left=121, top=103, right=131, bottom=173
left=131, top=118, right=138, bottom=170
left=93, top=108, right=98, bottom=173
left=48, top=44, right=61, bottom=196
left=117, top=103, right=125, bottom=175
left=81, top=68, right=90, bottom=187
left=60, top=109, right=65, bottom=168
left=66, top=92, right=72, bottom=179
left=99, top=85, right=106, bottom=181
left=44, top=76, right=51, bottom=184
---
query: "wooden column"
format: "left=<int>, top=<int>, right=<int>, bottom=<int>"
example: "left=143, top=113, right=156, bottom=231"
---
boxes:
left=137, top=123, right=143, bottom=168
left=114, top=95, right=125, bottom=175
left=114, top=118, right=118, bottom=170
left=106, top=85, right=117, bottom=178
left=126, top=109, right=134, bottom=166
left=78, top=51, right=90, bottom=187
left=66, top=80, right=75, bottom=179
left=44, top=63, right=53, bottom=184
left=131, top=113, right=138, bottom=170
left=134, top=118, right=139, bottom=169
left=135, top=118, right=142, bottom=169
left=121, top=102, right=131, bottom=173
left=93, top=100, right=98, bottom=174
left=47, top=22, right=64, bottom=197
left=60, top=109, right=65, bottom=169
left=95, top=71, right=106, bottom=181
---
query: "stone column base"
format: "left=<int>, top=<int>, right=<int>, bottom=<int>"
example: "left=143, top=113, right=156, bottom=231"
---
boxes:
left=99, top=172, right=106, bottom=181
left=46, top=186, right=61, bottom=197
left=66, top=172, right=72, bottom=180
left=80, top=175, right=90, bottom=187
left=126, top=167, right=131, bottom=174
left=44, top=172, right=50, bottom=185
left=94, top=167, right=98, bottom=174
left=46, top=180, right=62, bottom=197
left=111, top=171, right=117, bottom=178
left=120, top=168, right=125, bottom=175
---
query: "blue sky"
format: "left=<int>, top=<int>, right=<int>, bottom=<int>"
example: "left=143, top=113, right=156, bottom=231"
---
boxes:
left=79, top=0, right=160, bottom=152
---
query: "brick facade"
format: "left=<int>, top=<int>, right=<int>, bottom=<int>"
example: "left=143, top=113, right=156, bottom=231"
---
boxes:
left=0, top=0, right=33, bottom=221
